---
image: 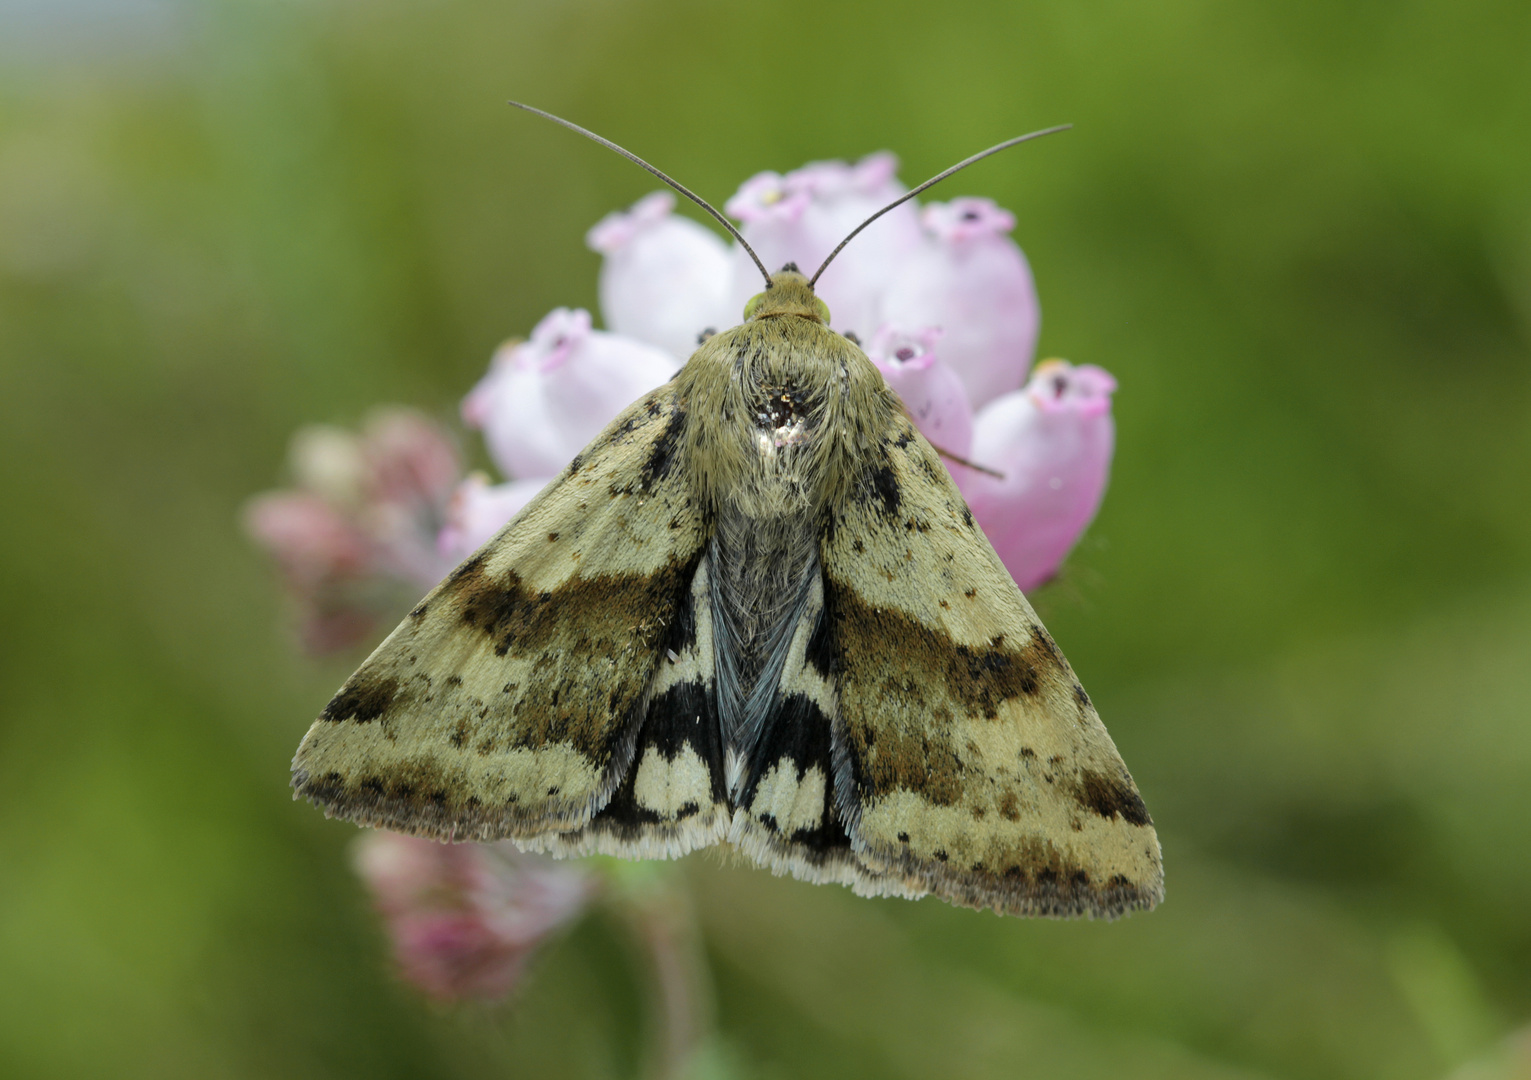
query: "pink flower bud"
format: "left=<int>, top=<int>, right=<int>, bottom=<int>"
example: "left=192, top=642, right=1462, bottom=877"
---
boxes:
left=287, top=425, right=369, bottom=508
left=243, top=491, right=371, bottom=591
left=587, top=191, right=732, bottom=358
left=354, top=409, right=465, bottom=588
left=463, top=308, right=680, bottom=480
left=353, top=832, right=595, bottom=1002
left=879, top=197, right=1040, bottom=409
left=865, top=324, right=974, bottom=458
left=361, top=408, right=463, bottom=510
left=955, top=360, right=1116, bottom=591
left=245, top=408, right=462, bottom=653
left=725, top=152, right=921, bottom=337
left=437, top=473, right=552, bottom=563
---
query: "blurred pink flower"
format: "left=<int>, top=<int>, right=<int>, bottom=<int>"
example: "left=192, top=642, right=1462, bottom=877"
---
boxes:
left=725, top=152, right=921, bottom=336
left=955, top=360, right=1116, bottom=591
left=587, top=191, right=732, bottom=358
left=242, top=493, right=376, bottom=652
left=463, top=308, right=680, bottom=480
left=866, top=324, right=974, bottom=458
left=353, top=831, right=596, bottom=1002
left=354, top=409, right=465, bottom=585
left=879, top=197, right=1040, bottom=409
left=437, top=472, right=552, bottom=563
left=244, top=408, right=460, bottom=653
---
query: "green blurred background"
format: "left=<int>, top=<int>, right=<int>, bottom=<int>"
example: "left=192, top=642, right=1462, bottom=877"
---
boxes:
left=3, top=0, right=1529, bottom=1077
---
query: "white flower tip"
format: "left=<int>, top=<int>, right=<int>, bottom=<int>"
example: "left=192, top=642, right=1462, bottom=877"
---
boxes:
left=726, top=171, right=810, bottom=223
left=867, top=324, right=944, bottom=373
left=1026, top=359, right=1117, bottom=417
left=922, top=197, right=1018, bottom=242
left=585, top=191, right=677, bottom=254
left=523, top=308, right=594, bottom=372
left=851, top=151, right=900, bottom=191
left=289, top=425, right=366, bottom=504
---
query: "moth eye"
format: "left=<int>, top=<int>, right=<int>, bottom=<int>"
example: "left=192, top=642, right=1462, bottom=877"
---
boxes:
left=815, top=297, right=832, bottom=323
left=744, top=292, right=765, bottom=320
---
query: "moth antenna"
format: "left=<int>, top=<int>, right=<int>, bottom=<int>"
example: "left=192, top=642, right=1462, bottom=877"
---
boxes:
left=508, top=101, right=774, bottom=289
left=809, top=124, right=1073, bottom=287
left=928, top=442, right=1006, bottom=480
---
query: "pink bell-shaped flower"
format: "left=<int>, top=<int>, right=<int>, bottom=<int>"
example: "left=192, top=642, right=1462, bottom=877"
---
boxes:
left=437, top=473, right=553, bottom=564
left=956, top=360, right=1116, bottom=591
left=725, top=152, right=921, bottom=337
left=463, top=308, right=679, bottom=480
left=865, top=324, right=974, bottom=458
left=879, top=197, right=1040, bottom=409
left=587, top=191, right=732, bottom=358
left=353, top=832, right=595, bottom=1002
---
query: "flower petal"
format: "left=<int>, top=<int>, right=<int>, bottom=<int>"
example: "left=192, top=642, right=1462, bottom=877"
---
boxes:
left=361, top=407, right=462, bottom=508
left=245, top=407, right=464, bottom=652
left=588, top=191, right=732, bottom=358
left=879, top=197, right=1040, bottom=409
left=956, top=360, right=1115, bottom=591
left=353, top=832, right=596, bottom=1002
left=464, top=308, right=680, bottom=479
left=437, top=473, right=552, bottom=563
left=725, top=152, right=921, bottom=337
left=865, top=324, right=974, bottom=458
left=243, top=491, right=371, bottom=589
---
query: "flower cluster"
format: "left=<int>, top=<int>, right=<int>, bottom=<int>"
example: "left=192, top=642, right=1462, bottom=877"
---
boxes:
left=459, top=156, right=1116, bottom=587
left=249, top=153, right=1117, bottom=652
left=352, top=831, right=596, bottom=1001
left=243, top=408, right=461, bottom=652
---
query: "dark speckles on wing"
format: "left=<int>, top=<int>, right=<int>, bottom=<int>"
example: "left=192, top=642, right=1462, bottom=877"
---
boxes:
left=866, top=463, right=901, bottom=517
left=422, top=550, right=700, bottom=763
left=638, top=406, right=684, bottom=491
left=828, top=579, right=1062, bottom=725
left=1071, top=768, right=1153, bottom=826
left=322, top=675, right=401, bottom=723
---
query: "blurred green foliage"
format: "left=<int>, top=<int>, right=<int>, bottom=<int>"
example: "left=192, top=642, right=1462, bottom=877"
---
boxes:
left=2, top=0, right=1529, bottom=1077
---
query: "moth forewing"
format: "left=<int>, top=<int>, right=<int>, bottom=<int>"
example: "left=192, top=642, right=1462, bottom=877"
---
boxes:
left=291, top=382, right=710, bottom=842
left=818, top=409, right=1161, bottom=917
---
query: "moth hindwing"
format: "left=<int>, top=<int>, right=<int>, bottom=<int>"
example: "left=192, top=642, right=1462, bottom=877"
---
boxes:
left=293, top=270, right=1162, bottom=919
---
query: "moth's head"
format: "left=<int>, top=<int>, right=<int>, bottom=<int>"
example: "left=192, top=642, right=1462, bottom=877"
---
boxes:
left=743, top=263, right=832, bottom=324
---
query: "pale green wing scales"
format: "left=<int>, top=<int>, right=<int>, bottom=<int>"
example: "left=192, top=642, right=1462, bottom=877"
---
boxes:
left=820, top=413, right=1163, bottom=918
left=291, top=383, right=707, bottom=842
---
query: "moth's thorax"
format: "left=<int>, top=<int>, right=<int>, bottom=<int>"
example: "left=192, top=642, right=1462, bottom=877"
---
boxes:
left=678, top=298, right=897, bottom=518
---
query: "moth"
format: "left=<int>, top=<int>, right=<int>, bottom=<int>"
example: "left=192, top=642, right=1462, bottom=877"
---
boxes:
left=292, top=105, right=1163, bottom=919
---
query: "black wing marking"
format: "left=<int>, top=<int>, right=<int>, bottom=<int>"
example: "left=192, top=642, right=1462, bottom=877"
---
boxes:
left=535, top=553, right=731, bottom=858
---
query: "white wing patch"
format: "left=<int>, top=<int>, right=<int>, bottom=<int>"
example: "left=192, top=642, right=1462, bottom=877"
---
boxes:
left=634, top=743, right=716, bottom=818
left=748, top=760, right=828, bottom=835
